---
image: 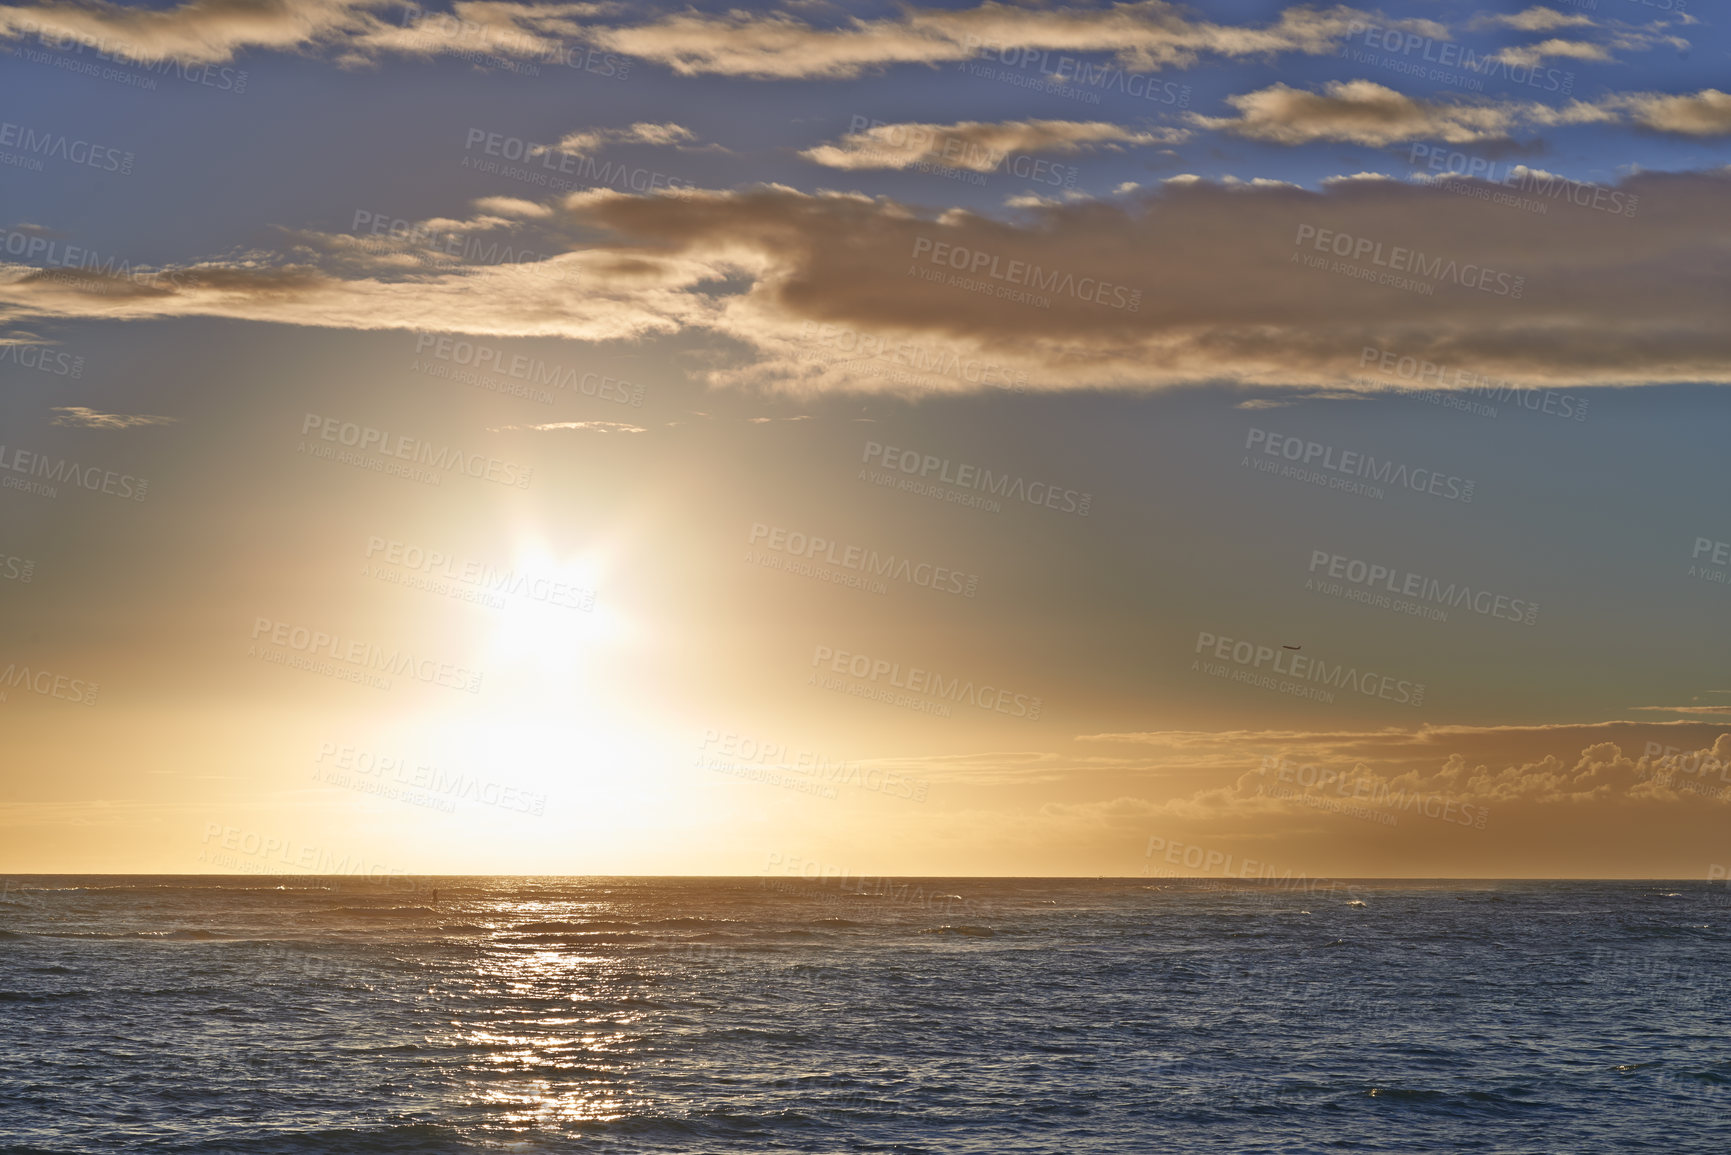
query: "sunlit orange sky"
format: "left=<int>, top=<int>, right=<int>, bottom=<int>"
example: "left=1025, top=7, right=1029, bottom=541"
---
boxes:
left=3, top=0, right=1731, bottom=878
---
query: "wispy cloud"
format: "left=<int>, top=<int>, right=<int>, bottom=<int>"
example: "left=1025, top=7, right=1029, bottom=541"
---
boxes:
left=802, top=120, right=1188, bottom=172
left=488, top=420, right=647, bottom=433
left=546, top=122, right=698, bottom=157
left=586, top=2, right=1438, bottom=79
left=50, top=406, right=178, bottom=429
left=1192, top=80, right=1611, bottom=145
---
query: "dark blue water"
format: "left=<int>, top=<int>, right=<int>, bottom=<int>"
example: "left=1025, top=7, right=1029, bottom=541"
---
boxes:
left=2, top=876, right=1727, bottom=1153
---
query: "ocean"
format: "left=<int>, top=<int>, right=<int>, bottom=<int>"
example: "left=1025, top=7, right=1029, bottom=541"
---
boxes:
left=2, top=876, right=1727, bottom=1153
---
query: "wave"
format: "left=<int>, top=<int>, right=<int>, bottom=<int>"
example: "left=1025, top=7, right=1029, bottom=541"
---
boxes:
left=502, top=931, right=651, bottom=945
left=158, top=928, right=234, bottom=941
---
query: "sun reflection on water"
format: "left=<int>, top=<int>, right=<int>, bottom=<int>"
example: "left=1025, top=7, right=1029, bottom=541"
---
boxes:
left=433, top=911, right=655, bottom=1129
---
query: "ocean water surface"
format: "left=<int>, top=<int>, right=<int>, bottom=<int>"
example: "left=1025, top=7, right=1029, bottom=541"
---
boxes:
left=2, top=876, right=1728, bottom=1153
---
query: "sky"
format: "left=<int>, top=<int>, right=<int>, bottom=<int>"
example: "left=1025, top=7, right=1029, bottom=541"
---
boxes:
left=1, top=0, right=1729, bottom=879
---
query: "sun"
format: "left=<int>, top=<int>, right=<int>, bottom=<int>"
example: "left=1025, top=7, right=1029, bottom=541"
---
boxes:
left=478, top=538, right=628, bottom=692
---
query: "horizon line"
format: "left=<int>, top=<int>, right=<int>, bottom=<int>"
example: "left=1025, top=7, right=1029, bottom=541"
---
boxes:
left=3, top=873, right=1724, bottom=882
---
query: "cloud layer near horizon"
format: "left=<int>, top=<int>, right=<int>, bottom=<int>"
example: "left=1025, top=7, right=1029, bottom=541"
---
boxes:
left=6, top=171, right=1731, bottom=394
left=1048, top=723, right=1731, bottom=874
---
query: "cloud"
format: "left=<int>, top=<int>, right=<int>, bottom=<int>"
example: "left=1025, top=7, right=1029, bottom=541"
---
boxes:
left=0, top=0, right=1425, bottom=76
left=0, top=230, right=719, bottom=345
left=1492, top=38, right=1612, bottom=66
left=345, top=1, right=610, bottom=64
left=488, top=420, right=646, bottom=432
left=547, top=122, right=697, bottom=156
left=1478, top=7, right=1598, bottom=32
left=1470, top=8, right=1689, bottom=66
left=0, top=0, right=608, bottom=66
left=586, top=2, right=1436, bottom=79
left=1003, top=191, right=1097, bottom=208
left=868, top=749, right=1132, bottom=787
left=853, top=723, right=1731, bottom=875
left=0, top=0, right=371, bottom=64
left=7, top=170, right=1731, bottom=395
left=1176, top=728, right=1731, bottom=819
left=1193, top=80, right=1575, bottom=145
left=1617, top=89, right=1731, bottom=136
left=471, top=196, right=553, bottom=219
left=1193, top=82, right=1731, bottom=144
left=1, top=328, right=56, bottom=346
left=1072, top=722, right=1731, bottom=812
left=50, top=406, right=178, bottom=429
left=800, top=119, right=1188, bottom=172
left=552, top=174, right=1731, bottom=393
left=1321, top=171, right=1394, bottom=184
